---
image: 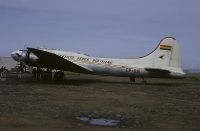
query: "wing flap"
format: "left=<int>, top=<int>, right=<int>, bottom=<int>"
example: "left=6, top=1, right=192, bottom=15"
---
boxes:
left=27, top=48, right=91, bottom=73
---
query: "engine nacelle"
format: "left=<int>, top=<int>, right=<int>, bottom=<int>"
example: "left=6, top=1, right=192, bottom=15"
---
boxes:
left=11, top=50, right=38, bottom=63
left=28, top=52, right=38, bottom=62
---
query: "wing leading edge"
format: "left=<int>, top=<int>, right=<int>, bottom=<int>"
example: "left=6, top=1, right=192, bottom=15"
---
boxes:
left=27, top=48, right=92, bottom=74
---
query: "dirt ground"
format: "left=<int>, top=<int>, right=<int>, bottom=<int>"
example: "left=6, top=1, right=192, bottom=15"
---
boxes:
left=0, top=73, right=200, bottom=131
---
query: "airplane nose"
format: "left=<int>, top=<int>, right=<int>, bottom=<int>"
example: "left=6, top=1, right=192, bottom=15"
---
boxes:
left=11, top=52, right=14, bottom=57
left=11, top=51, right=21, bottom=62
left=11, top=51, right=15, bottom=56
left=11, top=52, right=16, bottom=60
left=11, top=51, right=16, bottom=59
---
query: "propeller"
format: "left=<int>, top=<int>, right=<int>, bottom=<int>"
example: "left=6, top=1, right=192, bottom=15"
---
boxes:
left=11, top=45, right=39, bottom=75
left=19, top=49, right=27, bottom=60
left=17, top=48, right=29, bottom=74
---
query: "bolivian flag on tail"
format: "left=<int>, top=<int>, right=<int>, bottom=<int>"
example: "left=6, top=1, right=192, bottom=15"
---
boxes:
left=160, top=44, right=172, bottom=51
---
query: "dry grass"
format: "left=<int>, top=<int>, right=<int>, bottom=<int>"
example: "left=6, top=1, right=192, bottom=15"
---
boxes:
left=0, top=73, right=200, bottom=131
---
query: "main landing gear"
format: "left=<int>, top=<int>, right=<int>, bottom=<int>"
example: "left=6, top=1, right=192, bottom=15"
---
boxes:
left=141, top=77, right=147, bottom=84
left=129, top=77, right=135, bottom=83
left=129, top=77, right=147, bottom=84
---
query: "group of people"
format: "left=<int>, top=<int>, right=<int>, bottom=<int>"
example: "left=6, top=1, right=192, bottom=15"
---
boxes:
left=0, top=66, right=7, bottom=80
left=0, top=66, right=6, bottom=73
left=0, top=65, right=65, bottom=81
left=32, top=67, right=64, bottom=81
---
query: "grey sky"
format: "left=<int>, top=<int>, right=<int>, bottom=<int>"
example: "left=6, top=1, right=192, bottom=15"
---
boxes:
left=0, top=0, right=199, bottom=69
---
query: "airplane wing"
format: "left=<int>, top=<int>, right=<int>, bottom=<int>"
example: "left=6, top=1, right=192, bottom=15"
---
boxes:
left=27, top=48, right=92, bottom=74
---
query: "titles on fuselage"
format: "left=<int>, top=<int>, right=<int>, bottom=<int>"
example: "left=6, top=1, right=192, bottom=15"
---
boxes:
left=59, top=55, right=112, bottom=65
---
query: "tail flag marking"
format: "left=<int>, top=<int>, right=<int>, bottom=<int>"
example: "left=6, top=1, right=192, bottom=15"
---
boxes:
left=160, top=45, right=172, bottom=51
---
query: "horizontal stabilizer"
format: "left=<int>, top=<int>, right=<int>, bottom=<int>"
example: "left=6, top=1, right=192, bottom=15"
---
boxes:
left=145, top=68, right=170, bottom=74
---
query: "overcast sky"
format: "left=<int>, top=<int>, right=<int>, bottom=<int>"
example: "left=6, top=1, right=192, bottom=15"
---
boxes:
left=0, top=0, right=199, bottom=69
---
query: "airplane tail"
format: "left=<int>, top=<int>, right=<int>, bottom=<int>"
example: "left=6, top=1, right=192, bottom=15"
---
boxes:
left=143, top=37, right=182, bottom=69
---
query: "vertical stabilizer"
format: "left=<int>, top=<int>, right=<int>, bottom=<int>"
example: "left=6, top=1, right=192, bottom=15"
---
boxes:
left=142, top=37, right=181, bottom=69
left=155, top=37, right=181, bottom=68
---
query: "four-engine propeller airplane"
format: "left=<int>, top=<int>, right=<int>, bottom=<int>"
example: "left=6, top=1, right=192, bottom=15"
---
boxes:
left=11, top=37, right=185, bottom=82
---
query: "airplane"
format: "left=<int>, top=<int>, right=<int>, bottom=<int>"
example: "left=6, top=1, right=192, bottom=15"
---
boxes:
left=11, top=37, right=186, bottom=82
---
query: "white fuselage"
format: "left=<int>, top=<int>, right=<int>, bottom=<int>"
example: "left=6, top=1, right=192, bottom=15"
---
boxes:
left=11, top=37, right=186, bottom=79
left=41, top=49, right=185, bottom=78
